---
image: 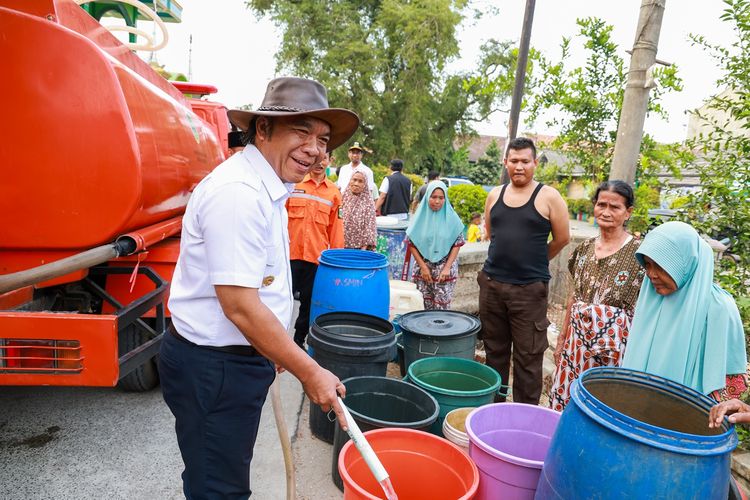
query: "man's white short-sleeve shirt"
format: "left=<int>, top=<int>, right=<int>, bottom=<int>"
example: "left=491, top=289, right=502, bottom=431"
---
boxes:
left=336, top=162, right=377, bottom=198
left=169, top=146, right=293, bottom=346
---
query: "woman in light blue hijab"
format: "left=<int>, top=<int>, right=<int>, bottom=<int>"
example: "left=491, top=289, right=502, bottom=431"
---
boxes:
left=406, top=181, right=465, bottom=310
left=622, top=221, right=747, bottom=399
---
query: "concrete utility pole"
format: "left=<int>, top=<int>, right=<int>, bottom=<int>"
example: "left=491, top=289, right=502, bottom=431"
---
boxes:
left=609, top=0, right=666, bottom=185
left=501, top=0, right=536, bottom=184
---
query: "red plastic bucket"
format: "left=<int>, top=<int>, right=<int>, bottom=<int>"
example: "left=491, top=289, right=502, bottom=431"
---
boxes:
left=338, top=428, right=479, bottom=499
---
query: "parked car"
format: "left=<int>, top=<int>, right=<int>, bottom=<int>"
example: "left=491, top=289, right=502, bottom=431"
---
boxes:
left=441, top=177, right=474, bottom=188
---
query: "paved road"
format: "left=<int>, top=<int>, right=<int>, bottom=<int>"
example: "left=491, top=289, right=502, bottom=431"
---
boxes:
left=0, top=374, right=314, bottom=500
left=0, top=297, right=344, bottom=500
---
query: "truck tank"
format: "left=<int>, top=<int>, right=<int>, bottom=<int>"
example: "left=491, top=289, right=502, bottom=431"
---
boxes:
left=0, top=0, right=223, bottom=256
left=0, top=0, right=228, bottom=390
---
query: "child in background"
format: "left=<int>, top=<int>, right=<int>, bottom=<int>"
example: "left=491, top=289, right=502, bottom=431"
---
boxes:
left=466, top=212, right=482, bottom=243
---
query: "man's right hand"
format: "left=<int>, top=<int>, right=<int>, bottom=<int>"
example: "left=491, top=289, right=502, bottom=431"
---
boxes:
left=301, top=366, right=348, bottom=431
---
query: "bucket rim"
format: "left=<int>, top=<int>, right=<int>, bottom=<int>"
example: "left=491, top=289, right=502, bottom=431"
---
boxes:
left=309, top=312, right=396, bottom=355
left=318, top=248, right=388, bottom=270
left=407, top=357, right=501, bottom=397
left=337, top=428, right=479, bottom=500
left=571, top=367, right=738, bottom=456
left=465, top=403, right=560, bottom=468
left=339, top=376, right=440, bottom=428
left=314, top=311, right=393, bottom=328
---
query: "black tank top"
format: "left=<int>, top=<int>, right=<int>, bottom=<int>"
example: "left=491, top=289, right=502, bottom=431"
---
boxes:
left=483, top=183, right=552, bottom=284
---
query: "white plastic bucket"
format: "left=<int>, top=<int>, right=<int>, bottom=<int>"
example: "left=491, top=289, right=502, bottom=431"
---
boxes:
left=442, top=407, right=475, bottom=451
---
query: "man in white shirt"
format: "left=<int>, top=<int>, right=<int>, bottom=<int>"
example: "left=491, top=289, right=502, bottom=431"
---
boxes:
left=160, top=77, right=359, bottom=499
left=336, top=142, right=377, bottom=198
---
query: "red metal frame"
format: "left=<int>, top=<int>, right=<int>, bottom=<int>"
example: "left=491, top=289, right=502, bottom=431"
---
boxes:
left=0, top=313, right=118, bottom=386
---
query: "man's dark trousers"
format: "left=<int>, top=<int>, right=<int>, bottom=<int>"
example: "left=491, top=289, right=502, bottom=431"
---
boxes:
left=478, top=271, right=550, bottom=404
left=291, top=259, right=318, bottom=348
left=159, top=331, right=276, bottom=499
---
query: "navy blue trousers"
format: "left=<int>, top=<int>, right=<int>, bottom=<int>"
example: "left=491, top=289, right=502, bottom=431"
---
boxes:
left=291, top=259, right=317, bottom=348
left=159, top=331, right=276, bottom=499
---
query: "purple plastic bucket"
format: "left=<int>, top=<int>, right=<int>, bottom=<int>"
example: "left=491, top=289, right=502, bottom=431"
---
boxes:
left=466, top=403, right=560, bottom=500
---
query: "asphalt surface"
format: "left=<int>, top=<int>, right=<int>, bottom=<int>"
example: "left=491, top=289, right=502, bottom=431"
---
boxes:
left=0, top=300, right=342, bottom=500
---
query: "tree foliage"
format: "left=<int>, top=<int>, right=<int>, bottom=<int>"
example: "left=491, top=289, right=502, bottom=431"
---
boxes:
left=679, top=0, right=750, bottom=331
left=526, top=17, right=682, bottom=183
left=465, top=139, right=502, bottom=185
left=246, top=0, right=523, bottom=171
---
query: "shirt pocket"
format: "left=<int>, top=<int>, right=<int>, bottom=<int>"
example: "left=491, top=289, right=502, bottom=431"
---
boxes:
left=314, top=204, right=331, bottom=226
left=265, top=243, right=279, bottom=267
left=287, top=198, right=306, bottom=220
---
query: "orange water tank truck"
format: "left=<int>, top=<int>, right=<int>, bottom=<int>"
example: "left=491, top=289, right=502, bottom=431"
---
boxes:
left=0, top=0, right=231, bottom=390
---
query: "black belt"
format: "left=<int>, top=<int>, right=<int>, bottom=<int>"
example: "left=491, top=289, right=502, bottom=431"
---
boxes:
left=169, top=324, right=260, bottom=357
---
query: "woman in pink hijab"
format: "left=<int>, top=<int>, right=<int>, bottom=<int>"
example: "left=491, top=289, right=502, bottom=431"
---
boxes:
left=342, top=170, right=377, bottom=250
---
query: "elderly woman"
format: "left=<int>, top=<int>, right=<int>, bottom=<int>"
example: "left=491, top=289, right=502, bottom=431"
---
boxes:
left=623, top=221, right=747, bottom=401
left=342, top=170, right=377, bottom=250
left=550, top=181, right=645, bottom=411
left=406, top=181, right=465, bottom=310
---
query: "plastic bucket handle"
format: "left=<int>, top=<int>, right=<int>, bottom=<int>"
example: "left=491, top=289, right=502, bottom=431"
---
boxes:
left=497, top=383, right=511, bottom=398
left=419, top=338, right=439, bottom=356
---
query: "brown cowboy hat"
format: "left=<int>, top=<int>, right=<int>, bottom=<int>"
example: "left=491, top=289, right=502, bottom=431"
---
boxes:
left=227, top=77, right=359, bottom=151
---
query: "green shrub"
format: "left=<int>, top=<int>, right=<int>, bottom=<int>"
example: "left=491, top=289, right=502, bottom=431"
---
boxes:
left=566, top=197, right=594, bottom=217
left=405, top=173, right=424, bottom=195
left=447, top=185, right=488, bottom=225
left=371, top=164, right=389, bottom=188
left=669, top=196, right=690, bottom=210
left=630, top=183, right=661, bottom=235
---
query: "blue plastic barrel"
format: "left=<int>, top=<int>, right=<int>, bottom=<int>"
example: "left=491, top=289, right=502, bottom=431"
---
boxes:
left=535, top=367, right=737, bottom=499
left=310, top=249, right=390, bottom=323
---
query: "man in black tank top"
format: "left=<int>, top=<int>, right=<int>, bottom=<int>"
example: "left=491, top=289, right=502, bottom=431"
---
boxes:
left=478, top=138, right=570, bottom=405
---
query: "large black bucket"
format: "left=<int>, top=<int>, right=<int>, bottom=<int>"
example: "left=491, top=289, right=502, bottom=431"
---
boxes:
left=331, top=376, right=439, bottom=490
left=307, top=312, right=396, bottom=443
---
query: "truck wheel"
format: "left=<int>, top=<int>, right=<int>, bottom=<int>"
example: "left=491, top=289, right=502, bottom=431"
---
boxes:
left=117, top=324, right=160, bottom=392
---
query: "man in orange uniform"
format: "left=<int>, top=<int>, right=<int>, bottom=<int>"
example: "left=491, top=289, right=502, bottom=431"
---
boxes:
left=287, top=151, right=344, bottom=348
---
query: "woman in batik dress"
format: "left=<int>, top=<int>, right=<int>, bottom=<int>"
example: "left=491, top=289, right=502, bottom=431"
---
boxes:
left=550, top=181, right=644, bottom=411
left=406, top=181, right=465, bottom=310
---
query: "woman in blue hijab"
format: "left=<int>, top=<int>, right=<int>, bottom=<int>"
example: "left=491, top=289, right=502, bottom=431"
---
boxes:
left=405, top=181, right=465, bottom=310
left=622, top=221, right=747, bottom=400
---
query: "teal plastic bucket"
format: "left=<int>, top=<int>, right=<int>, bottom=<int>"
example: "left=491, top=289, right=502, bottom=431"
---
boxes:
left=407, top=356, right=503, bottom=435
left=310, top=249, right=390, bottom=323
left=399, top=310, right=480, bottom=372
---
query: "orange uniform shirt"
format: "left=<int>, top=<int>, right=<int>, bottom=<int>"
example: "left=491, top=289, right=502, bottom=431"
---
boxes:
left=287, top=175, right=344, bottom=264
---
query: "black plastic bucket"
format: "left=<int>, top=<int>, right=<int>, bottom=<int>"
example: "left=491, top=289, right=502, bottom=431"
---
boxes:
left=307, top=312, right=396, bottom=443
left=331, top=376, right=440, bottom=490
left=399, top=310, right=481, bottom=371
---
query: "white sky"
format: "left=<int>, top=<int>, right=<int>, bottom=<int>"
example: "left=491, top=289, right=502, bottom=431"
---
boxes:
left=123, top=0, right=734, bottom=144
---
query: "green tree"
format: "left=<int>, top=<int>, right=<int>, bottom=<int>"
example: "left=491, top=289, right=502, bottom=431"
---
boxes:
left=246, top=0, right=522, bottom=170
left=679, top=0, right=750, bottom=332
left=465, top=139, right=502, bottom=185
left=526, top=17, right=682, bottom=183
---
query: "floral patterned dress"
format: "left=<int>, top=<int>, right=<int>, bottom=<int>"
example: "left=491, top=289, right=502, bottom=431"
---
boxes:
left=409, top=235, right=465, bottom=310
left=550, top=236, right=645, bottom=412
